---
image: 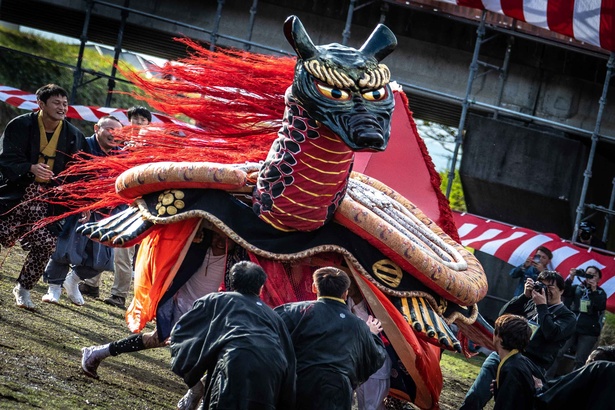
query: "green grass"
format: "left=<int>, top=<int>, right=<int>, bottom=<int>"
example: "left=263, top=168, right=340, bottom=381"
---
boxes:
left=0, top=244, right=494, bottom=410
left=441, top=350, right=485, bottom=380
left=0, top=246, right=185, bottom=410
left=600, top=311, right=615, bottom=345
left=439, top=350, right=494, bottom=409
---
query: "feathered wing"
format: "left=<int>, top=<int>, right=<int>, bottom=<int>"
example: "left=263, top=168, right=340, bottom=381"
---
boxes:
left=46, top=40, right=295, bottom=215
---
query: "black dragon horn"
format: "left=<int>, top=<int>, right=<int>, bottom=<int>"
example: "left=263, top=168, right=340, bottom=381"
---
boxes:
left=359, top=24, right=397, bottom=62
left=284, top=15, right=317, bottom=60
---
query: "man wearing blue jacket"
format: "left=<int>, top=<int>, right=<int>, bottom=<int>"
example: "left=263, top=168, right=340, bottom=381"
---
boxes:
left=41, top=115, right=122, bottom=305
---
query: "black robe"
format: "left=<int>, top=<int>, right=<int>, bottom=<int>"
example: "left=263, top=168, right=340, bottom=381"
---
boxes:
left=535, top=361, right=615, bottom=410
left=170, top=292, right=296, bottom=410
left=0, top=112, right=86, bottom=214
left=274, top=298, right=386, bottom=410
left=493, top=352, right=543, bottom=410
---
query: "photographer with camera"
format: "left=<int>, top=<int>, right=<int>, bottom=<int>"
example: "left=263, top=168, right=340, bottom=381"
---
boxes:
left=575, top=221, right=607, bottom=250
left=509, top=246, right=553, bottom=297
left=547, top=266, right=607, bottom=377
left=460, top=271, right=576, bottom=410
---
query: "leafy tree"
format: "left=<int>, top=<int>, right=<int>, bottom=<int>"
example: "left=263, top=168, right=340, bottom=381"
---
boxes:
left=0, top=26, right=153, bottom=134
left=415, top=119, right=459, bottom=155
left=439, top=169, right=466, bottom=212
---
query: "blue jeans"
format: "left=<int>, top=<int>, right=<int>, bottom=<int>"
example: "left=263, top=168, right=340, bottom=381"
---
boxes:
left=459, top=351, right=500, bottom=410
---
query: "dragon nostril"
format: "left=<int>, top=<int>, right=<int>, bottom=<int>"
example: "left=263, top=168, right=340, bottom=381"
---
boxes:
left=348, top=115, right=385, bottom=149
left=355, top=132, right=385, bottom=148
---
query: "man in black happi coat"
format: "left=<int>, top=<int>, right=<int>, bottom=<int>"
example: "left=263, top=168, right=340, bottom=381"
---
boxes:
left=275, top=267, right=387, bottom=410
left=0, top=84, right=86, bottom=309
left=170, top=261, right=296, bottom=409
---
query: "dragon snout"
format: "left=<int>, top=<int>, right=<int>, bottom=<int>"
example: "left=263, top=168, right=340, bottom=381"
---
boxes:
left=348, top=115, right=387, bottom=151
left=354, top=130, right=386, bottom=150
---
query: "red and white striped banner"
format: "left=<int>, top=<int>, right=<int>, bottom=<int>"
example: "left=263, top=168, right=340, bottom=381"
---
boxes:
left=454, top=211, right=615, bottom=311
left=0, top=85, right=181, bottom=125
left=439, top=0, right=615, bottom=52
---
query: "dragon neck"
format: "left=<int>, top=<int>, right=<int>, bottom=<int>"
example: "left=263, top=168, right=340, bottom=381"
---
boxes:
left=253, top=88, right=355, bottom=232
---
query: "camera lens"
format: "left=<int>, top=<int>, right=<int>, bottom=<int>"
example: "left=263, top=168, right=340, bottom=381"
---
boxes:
left=579, top=231, right=591, bottom=240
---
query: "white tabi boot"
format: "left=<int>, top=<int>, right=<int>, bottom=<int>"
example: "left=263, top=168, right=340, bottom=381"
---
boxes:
left=177, top=379, right=205, bottom=410
left=42, top=284, right=62, bottom=304
left=63, top=271, right=85, bottom=306
left=13, top=283, right=35, bottom=309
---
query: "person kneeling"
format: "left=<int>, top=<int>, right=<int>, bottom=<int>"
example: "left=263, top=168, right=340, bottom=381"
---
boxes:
left=170, top=261, right=296, bottom=409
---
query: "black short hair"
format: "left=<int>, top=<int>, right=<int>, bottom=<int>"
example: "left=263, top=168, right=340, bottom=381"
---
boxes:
left=538, top=270, right=565, bottom=291
left=127, top=106, right=152, bottom=122
left=579, top=221, right=597, bottom=233
left=588, top=345, right=615, bottom=363
left=229, top=261, right=266, bottom=295
left=536, top=246, right=553, bottom=260
left=313, top=267, right=351, bottom=298
left=494, top=314, right=531, bottom=351
left=36, top=84, right=68, bottom=103
left=587, top=265, right=603, bottom=279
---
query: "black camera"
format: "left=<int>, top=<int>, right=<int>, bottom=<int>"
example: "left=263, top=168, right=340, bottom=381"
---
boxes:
left=533, top=282, right=547, bottom=292
left=574, top=269, right=589, bottom=278
left=578, top=221, right=596, bottom=241
left=579, top=230, right=592, bottom=241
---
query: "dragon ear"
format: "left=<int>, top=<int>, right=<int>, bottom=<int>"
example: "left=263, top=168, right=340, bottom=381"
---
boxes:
left=284, top=15, right=317, bottom=61
left=359, top=24, right=397, bottom=62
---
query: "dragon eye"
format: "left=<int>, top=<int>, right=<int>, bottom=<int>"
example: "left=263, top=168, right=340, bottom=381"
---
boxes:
left=315, top=82, right=351, bottom=101
left=362, top=87, right=387, bottom=101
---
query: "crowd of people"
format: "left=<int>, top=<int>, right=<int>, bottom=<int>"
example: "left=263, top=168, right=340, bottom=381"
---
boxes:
left=1, top=84, right=613, bottom=409
left=0, top=84, right=151, bottom=310
left=461, top=246, right=612, bottom=410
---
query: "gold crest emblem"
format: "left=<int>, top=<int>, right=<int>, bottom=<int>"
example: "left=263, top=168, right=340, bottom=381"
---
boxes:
left=156, top=189, right=186, bottom=216
left=372, top=259, right=403, bottom=288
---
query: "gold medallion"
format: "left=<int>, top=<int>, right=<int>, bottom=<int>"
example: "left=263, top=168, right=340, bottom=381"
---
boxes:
left=372, top=259, right=403, bottom=288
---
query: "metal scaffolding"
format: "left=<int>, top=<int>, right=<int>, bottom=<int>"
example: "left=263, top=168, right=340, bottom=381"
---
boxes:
left=342, top=1, right=614, bottom=246
left=42, top=0, right=615, bottom=247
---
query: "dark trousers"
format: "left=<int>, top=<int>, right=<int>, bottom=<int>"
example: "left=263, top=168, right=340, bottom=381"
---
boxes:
left=43, top=258, right=101, bottom=285
left=546, top=332, right=599, bottom=377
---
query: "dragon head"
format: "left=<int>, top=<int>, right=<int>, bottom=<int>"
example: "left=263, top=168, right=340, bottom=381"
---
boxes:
left=284, top=15, right=397, bottom=152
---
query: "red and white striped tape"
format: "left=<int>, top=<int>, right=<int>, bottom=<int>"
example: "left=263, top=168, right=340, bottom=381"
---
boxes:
left=0, top=85, right=183, bottom=126
left=439, top=0, right=614, bottom=52
left=454, top=211, right=615, bottom=311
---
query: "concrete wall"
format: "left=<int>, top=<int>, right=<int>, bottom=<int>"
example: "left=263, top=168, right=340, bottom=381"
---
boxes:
left=474, top=250, right=517, bottom=324
left=459, top=114, right=600, bottom=237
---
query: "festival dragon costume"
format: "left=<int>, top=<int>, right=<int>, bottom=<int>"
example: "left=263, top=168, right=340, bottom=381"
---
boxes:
left=61, top=16, right=492, bottom=409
